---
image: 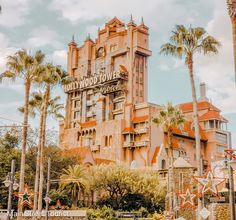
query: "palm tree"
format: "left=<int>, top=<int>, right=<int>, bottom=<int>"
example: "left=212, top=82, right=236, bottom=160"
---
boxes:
left=36, top=63, right=68, bottom=213
left=226, top=0, right=236, bottom=80
left=18, top=92, right=64, bottom=212
left=160, top=25, right=220, bottom=176
left=59, top=165, right=88, bottom=207
left=153, top=103, right=184, bottom=215
left=0, top=49, right=45, bottom=194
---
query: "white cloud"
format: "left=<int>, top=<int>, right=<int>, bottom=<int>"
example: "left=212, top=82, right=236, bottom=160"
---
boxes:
left=49, top=50, right=67, bottom=68
left=195, top=0, right=236, bottom=114
left=26, top=26, right=62, bottom=49
left=49, top=0, right=213, bottom=33
left=0, top=0, right=31, bottom=27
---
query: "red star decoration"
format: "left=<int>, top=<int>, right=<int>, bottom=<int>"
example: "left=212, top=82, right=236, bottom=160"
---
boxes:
left=14, top=184, right=35, bottom=208
left=50, top=199, right=66, bottom=210
left=177, top=188, right=197, bottom=209
left=193, top=170, right=226, bottom=196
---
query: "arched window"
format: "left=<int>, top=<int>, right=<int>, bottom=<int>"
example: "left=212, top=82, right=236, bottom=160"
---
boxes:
left=161, top=159, right=166, bottom=169
left=104, top=136, right=108, bottom=146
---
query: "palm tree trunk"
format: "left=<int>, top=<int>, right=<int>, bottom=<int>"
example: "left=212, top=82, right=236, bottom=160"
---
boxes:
left=38, top=85, right=50, bottom=213
left=18, top=80, right=30, bottom=212
left=187, top=56, right=202, bottom=220
left=187, top=56, right=202, bottom=175
left=33, top=112, right=44, bottom=215
left=231, top=18, right=236, bottom=81
left=167, top=132, right=174, bottom=216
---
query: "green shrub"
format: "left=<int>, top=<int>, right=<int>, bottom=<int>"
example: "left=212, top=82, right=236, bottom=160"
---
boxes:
left=87, top=206, right=117, bottom=220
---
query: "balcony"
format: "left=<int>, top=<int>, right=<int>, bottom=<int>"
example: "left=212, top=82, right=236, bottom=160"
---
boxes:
left=90, top=145, right=100, bottom=152
left=134, top=127, right=148, bottom=134
left=135, top=141, right=149, bottom=147
left=123, top=141, right=134, bottom=148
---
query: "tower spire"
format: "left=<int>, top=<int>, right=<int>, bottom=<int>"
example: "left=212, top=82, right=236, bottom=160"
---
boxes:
left=72, top=34, right=75, bottom=42
left=141, top=16, right=144, bottom=25
left=130, top=14, right=134, bottom=23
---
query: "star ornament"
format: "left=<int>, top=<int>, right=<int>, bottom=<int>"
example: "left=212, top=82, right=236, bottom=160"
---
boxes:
left=177, top=188, right=196, bottom=209
left=194, top=171, right=226, bottom=196
left=14, top=184, right=34, bottom=208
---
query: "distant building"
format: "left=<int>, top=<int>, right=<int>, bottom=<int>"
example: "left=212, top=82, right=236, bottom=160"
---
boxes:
left=59, top=17, right=231, bottom=170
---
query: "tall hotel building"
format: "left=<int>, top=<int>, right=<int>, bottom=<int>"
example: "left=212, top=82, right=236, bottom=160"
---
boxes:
left=59, top=17, right=231, bottom=170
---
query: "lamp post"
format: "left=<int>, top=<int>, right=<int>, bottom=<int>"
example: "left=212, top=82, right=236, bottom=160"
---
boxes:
left=3, top=159, right=19, bottom=220
left=44, top=158, right=51, bottom=220
left=222, top=150, right=236, bottom=220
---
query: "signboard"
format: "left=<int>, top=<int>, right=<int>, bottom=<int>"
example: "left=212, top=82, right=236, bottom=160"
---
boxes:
left=64, top=70, right=127, bottom=93
left=209, top=197, right=225, bottom=202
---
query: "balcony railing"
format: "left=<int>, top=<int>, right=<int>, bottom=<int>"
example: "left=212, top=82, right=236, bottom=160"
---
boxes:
left=134, top=127, right=148, bottom=134
left=135, top=141, right=149, bottom=147
left=123, top=141, right=134, bottom=148
left=90, top=145, right=100, bottom=152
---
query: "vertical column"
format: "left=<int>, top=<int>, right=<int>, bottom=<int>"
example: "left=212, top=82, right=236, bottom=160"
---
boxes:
left=81, top=91, right=87, bottom=122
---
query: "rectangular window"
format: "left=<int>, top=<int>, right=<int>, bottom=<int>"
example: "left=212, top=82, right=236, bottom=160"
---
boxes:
left=140, top=76, right=143, bottom=84
left=140, top=90, right=143, bottom=97
left=136, top=89, right=139, bottom=96
left=209, top=120, right=214, bottom=129
left=216, top=132, right=227, bottom=144
left=136, top=75, right=139, bottom=83
left=140, top=58, right=144, bottom=72
left=74, top=111, right=80, bottom=119
left=136, top=59, right=139, bottom=72
left=74, top=100, right=80, bottom=108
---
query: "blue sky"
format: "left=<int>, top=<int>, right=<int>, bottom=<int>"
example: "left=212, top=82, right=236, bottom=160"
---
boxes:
left=0, top=0, right=235, bottom=145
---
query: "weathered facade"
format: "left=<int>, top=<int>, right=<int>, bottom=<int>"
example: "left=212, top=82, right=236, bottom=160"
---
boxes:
left=59, top=17, right=231, bottom=170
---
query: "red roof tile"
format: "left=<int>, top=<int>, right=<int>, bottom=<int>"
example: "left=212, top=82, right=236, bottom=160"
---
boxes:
left=172, top=121, right=208, bottom=141
left=151, top=146, right=160, bottom=164
left=132, top=115, right=149, bottom=123
left=122, top=127, right=135, bottom=134
left=199, top=110, right=228, bottom=122
left=179, top=101, right=220, bottom=113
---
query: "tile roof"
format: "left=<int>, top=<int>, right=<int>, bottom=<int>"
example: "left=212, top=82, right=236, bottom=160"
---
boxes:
left=199, top=110, right=228, bottom=122
left=80, top=120, right=96, bottom=127
left=122, top=127, right=136, bottom=134
left=151, top=146, right=160, bottom=164
left=172, top=121, right=208, bottom=141
left=132, top=115, right=149, bottom=123
left=179, top=101, right=220, bottom=113
left=164, top=135, right=179, bottom=148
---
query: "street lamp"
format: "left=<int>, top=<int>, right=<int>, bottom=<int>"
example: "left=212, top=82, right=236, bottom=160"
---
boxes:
left=221, top=150, right=236, bottom=220
left=3, top=159, right=19, bottom=220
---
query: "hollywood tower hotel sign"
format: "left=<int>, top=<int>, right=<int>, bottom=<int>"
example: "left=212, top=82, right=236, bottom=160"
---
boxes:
left=59, top=17, right=158, bottom=166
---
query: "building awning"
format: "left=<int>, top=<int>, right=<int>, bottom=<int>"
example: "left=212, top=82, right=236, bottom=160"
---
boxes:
left=132, top=115, right=149, bottom=123
left=199, top=110, right=228, bottom=122
left=122, top=127, right=135, bottom=134
left=80, top=120, right=96, bottom=128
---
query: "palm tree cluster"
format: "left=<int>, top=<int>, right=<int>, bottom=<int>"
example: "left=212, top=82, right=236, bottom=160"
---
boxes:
left=160, top=25, right=220, bottom=216
left=153, top=103, right=184, bottom=214
left=0, top=49, right=69, bottom=214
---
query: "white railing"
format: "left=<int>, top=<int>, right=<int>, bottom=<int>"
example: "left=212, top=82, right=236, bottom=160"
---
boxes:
left=135, top=141, right=149, bottom=147
left=135, top=127, right=148, bottom=134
